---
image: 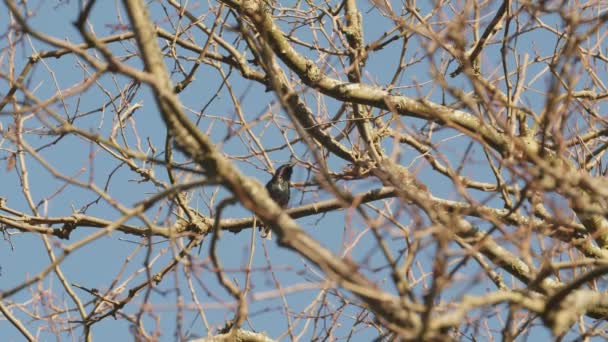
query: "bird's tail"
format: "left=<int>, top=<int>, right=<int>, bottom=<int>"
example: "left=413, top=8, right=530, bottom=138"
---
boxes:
left=260, top=225, right=272, bottom=240
left=255, top=217, right=272, bottom=240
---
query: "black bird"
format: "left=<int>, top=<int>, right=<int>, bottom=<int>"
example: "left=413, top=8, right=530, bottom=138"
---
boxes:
left=261, top=162, right=295, bottom=239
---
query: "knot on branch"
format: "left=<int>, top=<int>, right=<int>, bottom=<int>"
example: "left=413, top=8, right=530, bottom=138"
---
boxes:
left=56, top=222, right=76, bottom=240
left=175, top=216, right=212, bottom=235
left=303, top=60, right=322, bottom=86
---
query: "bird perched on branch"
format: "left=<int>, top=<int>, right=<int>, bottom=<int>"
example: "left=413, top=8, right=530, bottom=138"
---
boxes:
left=261, top=162, right=295, bottom=239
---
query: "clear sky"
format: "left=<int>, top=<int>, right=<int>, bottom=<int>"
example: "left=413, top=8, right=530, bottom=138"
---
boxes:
left=1, top=0, right=605, bottom=341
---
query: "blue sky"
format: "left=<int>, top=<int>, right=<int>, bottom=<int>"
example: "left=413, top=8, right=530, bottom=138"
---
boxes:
left=1, top=0, right=607, bottom=341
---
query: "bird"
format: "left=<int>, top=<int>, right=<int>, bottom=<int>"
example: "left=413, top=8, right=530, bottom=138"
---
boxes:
left=261, top=162, right=295, bottom=239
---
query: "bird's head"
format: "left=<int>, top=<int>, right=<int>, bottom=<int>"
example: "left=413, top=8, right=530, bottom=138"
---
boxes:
left=274, top=162, right=295, bottom=181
